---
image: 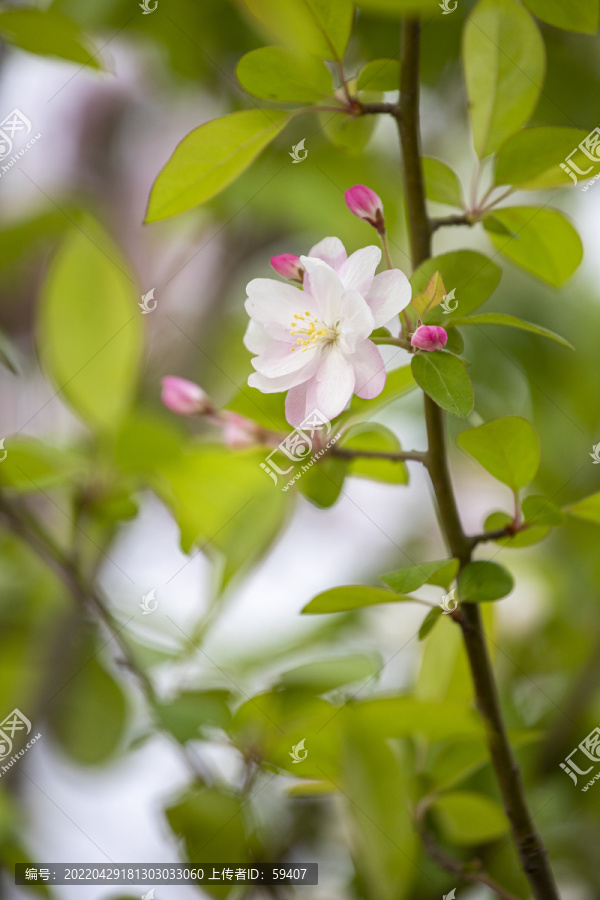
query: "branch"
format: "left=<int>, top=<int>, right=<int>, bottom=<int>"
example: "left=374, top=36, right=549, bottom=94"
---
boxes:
left=430, top=214, right=474, bottom=231
left=331, top=447, right=426, bottom=464
left=396, top=18, right=560, bottom=900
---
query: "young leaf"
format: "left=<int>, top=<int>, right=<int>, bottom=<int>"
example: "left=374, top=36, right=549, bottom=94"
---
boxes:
left=411, top=352, right=474, bottom=418
left=419, top=606, right=443, bottom=640
left=447, top=313, right=574, bottom=350
left=146, top=110, right=290, bottom=222
left=411, top=271, right=447, bottom=317
left=410, top=251, right=502, bottom=321
left=236, top=46, right=333, bottom=102
left=319, top=108, right=376, bottom=153
left=431, top=791, right=509, bottom=844
left=279, top=654, right=382, bottom=692
left=522, top=0, right=599, bottom=34
left=458, top=560, right=514, bottom=602
left=484, top=511, right=549, bottom=548
left=0, top=438, right=83, bottom=493
left=422, top=157, right=464, bottom=208
left=564, top=491, right=600, bottom=524
left=339, top=423, right=409, bottom=485
left=463, top=0, right=545, bottom=157
left=38, top=219, right=143, bottom=431
left=483, top=206, right=583, bottom=286
left=494, top=127, right=590, bottom=190
left=296, top=455, right=348, bottom=507
left=302, top=585, right=415, bottom=614
left=521, top=494, right=565, bottom=526
left=456, top=416, right=540, bottom=490
left=242, top=0, right=354, bottom=60
left=0, top=8, right=102, bottom=68
left=356, top=58, right=400, bottom=92
left=381, top=559, right=458, bottom=593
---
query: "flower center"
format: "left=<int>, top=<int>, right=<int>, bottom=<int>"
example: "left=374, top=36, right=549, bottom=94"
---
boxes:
left=290, top=311, right=337, bottom=351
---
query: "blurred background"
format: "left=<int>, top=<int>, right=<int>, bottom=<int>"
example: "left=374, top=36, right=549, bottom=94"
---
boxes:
left=1, top=0, right=600, bottom=898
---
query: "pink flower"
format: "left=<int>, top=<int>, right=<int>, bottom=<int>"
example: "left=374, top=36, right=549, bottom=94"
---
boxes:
left=219, top=411, right=261, bottom=449
left=345, top=185, right=385, bottom=231
left=161, top=376, right=213, bottom=416
left=411, top=325, right=448, bottom=352
left=270, top=254, right=304, bottom=283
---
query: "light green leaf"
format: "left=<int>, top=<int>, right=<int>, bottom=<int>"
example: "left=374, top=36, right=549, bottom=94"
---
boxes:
left=564, top=491, right=600, bottom=524
left=458, top=560, right=514, bottom=603
left=457, top=416, right=540, bottom=490
left=522, top=0, right=599, bottom=33
left=236, top=46, right=333, bottom=102
left=463, top=0, right=545, bottom=157
left=447, top=313, right=574, bottom=350
left=356, top=58, right=400, bottom=91
left=483, top=206, right=583, bottom=286
left=381, top=558, right=458, bottom=593
left=411, top=351, right=474, bottom=418
left=295, top=455, right=348, bottom=507
left=350, top=0, right=439, bottom=13
left=411, top=270, right=447, bottom=317
left=410, top=251, right=502, bottom=322
left=521, top=494, right=565, bottom=526
left=38, top=219, right=143, bottom=431
left=431, top=791, right=509, bottom=844
left=484, top=511, right=549, bottom=547
left=242, top=0, right=354, bottom=59
left=146, top=110, right=290, bottom=222
left=0, top=438, right=83, bottom=493
left=419, top=606, right=443, bottom=640
left=156, top=691, right=232, bottom=743
left=348, top=697, right=483, bottom=741
left=226, top=386, right=288, bottom=432
left=279, top=653, right=381, bottom=692
left=494, top=127, right=591, bottom=189
left=0, top=8, right=102, bottom=68
left=302, top=585, right=414, bottom=614
left=320, top=107, right=376, bottom=153
left=422, top=157, right=464, bottom=208
left=339, top=423, right=408, bottom=484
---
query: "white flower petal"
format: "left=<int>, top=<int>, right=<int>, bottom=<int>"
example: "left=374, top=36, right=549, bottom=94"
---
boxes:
left=246, top=278, right=318, bottom=340
left=339, top=290, right=376, bottom=352
left=351, top=340, right=387, bottom=399
left=243, top=320, right=272, bottom=354
left=248, top=369, right=299, bottom=393
left=337, top=246, right=381, bottom=295
left=252, top=340, right=321, bottom=379
left=366, top=269, right=412, bottom=327
left=309, top=236, right=347, bottom=270
left=300, top=256, right=344, bottom=322
left=314, top=345, right=355, bottom=420
left=285, top=382, right=310, bottom=426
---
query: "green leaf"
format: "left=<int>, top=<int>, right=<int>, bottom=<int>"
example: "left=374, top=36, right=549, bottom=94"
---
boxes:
left=458, top=560, right=514, bottom=603
left=0, top=438, right=83, bottom=493
left=146, top=110, right=290, bottom=222
left=348, top=697, right=483, bottom=742
left=410, top=270, right=447, bottom=317
left=419, top=606, right=443, bottom=640
left=463, top=0, right=545, bottom=157
left=356, top=58, right=400, bottom=91
left=447, top=313, right=574, bottom=350
left=339, top=423, right=408, bottom=485
left=410, top=251, right=502, bottom=322
left=494, top=127, right=591, bottom=189
left=242, top=0, right=354, bottom=59
left=320, top=107, right=377, bottom=153
left=564, top=491, right=600, bottom=524
left=522, top=494, right=565, bottom=526
left=381, top=558, right=458, bottom=593
left=431, top=791, right=509, bottom=844
left=236, top=46, right=333, bottom=102
left=156, top=691, right=232, bottom=743
left=38, top=219, right=143, bottom=431
left=279, top=653, right=381, bottom=692
left=226, top=386, right=288, bottom=432
left=411, top=352, right=474, bottom=418
left=484, top=511, right=549, bottom=547
left=483, top=206, right=583, bottom=286
left=350, top=0, right=439, bottom=13
left=457, top=416, right=540, bottom=490
left=302, top=585, right=414, bottom=614
left=295, top=454, right=348, bottom=507
left=345, top=364, right=416, bottom=418
left=0, top=8, right=102, bottom=68
left=522, top=0, right=599, bottom=33
left=422, top=157, right=464, bottom=208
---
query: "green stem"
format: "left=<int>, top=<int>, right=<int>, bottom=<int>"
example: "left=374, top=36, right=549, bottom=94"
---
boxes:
left=397, top=18, right=560, bottom=900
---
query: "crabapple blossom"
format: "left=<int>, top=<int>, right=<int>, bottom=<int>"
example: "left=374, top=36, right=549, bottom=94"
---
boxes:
left=270, top=254, right=304, bottom=283
left=345, top=185, right=385, bottom=232
left=161, top=376, right=214, bottom=416
left=411, top=324, right=448, bottom=352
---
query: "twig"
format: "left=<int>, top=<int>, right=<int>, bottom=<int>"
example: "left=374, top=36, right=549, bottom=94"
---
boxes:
left=331, top=447, right=425, bottom=464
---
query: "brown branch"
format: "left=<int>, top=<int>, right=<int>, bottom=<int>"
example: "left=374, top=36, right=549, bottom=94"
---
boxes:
left=331, top=447, right=425, bottom=464
left=430, top=214, right=474, bottom=231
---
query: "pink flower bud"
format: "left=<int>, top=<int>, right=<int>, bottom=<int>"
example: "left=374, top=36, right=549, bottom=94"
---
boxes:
left=411, top=325, right=448, bottom=352
left=270, top=254, right=304, bottom=283
left=220, top=411, right=261, bottom=449
left=161, top=376, right=213, bottom=416
left=345, top=184, right=385, bottom=231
